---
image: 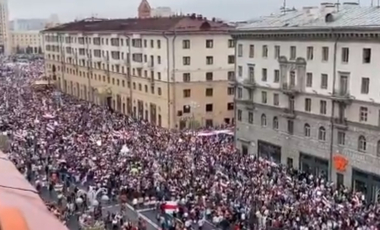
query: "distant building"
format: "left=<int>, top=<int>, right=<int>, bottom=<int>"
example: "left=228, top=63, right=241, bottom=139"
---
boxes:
left=151, top=7, right=174, bottom=17
left=10, top=19, right=48, bottom=31
left=11, top=31, right=42, bottom=54
left=0, top=0, right=10, bottom=55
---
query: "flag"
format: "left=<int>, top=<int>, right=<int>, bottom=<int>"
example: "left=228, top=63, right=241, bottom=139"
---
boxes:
left=161, top=201, right=178, bottom=214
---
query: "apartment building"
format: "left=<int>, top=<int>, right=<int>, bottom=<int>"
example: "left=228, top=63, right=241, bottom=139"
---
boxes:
left=42, top=16, right=235, bottom=129
left=232, top=3, right=380, bottom=201
left=11, top=31, right=43, bottom=54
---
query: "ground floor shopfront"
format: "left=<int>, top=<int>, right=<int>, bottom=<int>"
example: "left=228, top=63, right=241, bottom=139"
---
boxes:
left=237, top=139, right=380, bottom=203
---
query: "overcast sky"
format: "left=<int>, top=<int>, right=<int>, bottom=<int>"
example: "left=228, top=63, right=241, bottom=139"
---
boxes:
left=8, top=0, right=373, bottom=22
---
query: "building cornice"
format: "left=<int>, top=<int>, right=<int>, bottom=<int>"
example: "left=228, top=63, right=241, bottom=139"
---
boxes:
left=231, top=28, right=380, bottom=41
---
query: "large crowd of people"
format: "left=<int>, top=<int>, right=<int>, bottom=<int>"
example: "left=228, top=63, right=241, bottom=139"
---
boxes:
left=1, top=59, right=380, bottom=230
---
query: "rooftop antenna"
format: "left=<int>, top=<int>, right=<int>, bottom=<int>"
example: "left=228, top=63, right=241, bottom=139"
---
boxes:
left=282, top=0, right=287, bottom=14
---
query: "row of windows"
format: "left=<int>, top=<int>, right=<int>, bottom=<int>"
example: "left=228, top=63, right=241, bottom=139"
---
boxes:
left=237, top=44, right=372, bottom=64
left=45, top=35, right=235, bottom=50
left=236, top=111, right=376, bottom=154
left=63, top=67, right=163, bottom=95
left=180, top=102, right=234, bottom=114
left=182, top=55, right=234, bottom=66
left=182, top=87, right=235, bottom=98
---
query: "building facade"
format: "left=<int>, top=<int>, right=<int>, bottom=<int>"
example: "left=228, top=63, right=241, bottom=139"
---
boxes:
left=42, top=16, right=235, bottom=129
left=233, top=3, right=380, bottom=202
left=10, top=19, right=47, bottom=31
left=11, top=31, right=43, bottom=54
left=0, top=0, right=10, bottom=55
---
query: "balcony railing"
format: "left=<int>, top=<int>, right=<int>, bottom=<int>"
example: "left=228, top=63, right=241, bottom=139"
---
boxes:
left=332, top=90, right=352, bottom=103
left=240, top=78, right=255, bottom=89
left=281, top=82, right=299, bottom=96
left=334, top=117, right=348, bottom=129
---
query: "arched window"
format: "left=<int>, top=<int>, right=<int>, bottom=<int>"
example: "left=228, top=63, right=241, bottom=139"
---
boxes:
left=273, top=116, right=278, bottom=130
left=304, top=123, right=311, bottom=137
left=318, top=126, right=326, bottom=141
left=358, top=135, right=367, bottom=152
left=377, top=141, right=380, bottom=157
left=261, top=114, right=267, bottom=127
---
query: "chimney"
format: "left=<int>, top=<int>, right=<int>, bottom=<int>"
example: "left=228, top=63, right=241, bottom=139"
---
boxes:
left=197, top=14, right=203, bottom=20
left=212, top=17, right=216, bottom=22
left=190, top=13, right=196, bottom=19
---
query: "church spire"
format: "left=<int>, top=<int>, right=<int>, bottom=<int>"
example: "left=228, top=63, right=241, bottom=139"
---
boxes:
left=138, top=0, right=151, bottom=18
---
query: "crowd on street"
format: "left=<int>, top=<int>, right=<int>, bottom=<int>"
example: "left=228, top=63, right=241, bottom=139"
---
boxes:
left=1, top=59, right=380, bottom=230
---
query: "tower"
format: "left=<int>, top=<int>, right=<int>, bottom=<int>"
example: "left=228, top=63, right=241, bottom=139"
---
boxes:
left=138, top=0, right=151, bottom=18
left=0, top=0, right=10, bottom=55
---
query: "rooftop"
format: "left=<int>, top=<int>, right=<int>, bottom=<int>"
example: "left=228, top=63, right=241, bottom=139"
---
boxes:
left=237, top=4, right=380, bottom=31
left=43, top=15, right=231, bottom=33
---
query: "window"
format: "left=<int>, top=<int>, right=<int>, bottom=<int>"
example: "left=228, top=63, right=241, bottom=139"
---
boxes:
left=338, top=131, right=345, bottom=146
left=227, top=87, right=235, bottom=95
left=261, top=114, right=267, bottom=127
left=363, top=48, right=371, bottom=63
left=307, top=46, right=314, bottom=60
left=248, top=66, right=254, bottom=81
left=273, top=117, right=278, bottom=130
left=320, top=100, right=327, bottom=115
left=305, top=98, right=311, bottom=112
left=157, top=40, right=161, bottom=48
left=183, top=40, right=190, bottom=49
left=237, top=87, right=242, bottom=98
left=206, top=72, right=213, bottom=81
left=238, top=44, right=243, bottom=57
left=205, top=104, right=213, bottom=112
left=249, top=45, right=254, bottom=58
left=228, top=39, right=234, bottom=48
left=304, top=123, right=311, bottom=137
left=205, top=88, right=213, bottom=96
left=318, top=127, right=326, bottom=141
left=206, top=39, right=213, bottom=48
left=322, top=47, right=329, bottom=61
left=358, top=135, right=367, bottom=152
left=262, top=68, right=267, bottom=81
left=262, top=45, right=268, bottom=57
left=287, top=120, right=294, bottom=134
left=228, top=71, right=235, bottom=81
left=248, top=112, right=254, bottom=124
left=261, top=91, right=267, bottom=104
left=321, top=74, right=328, bottom=89
left=360, top=107, right=368, bottom=122
left=274, top=70, right=280, bottom=83
left=183, top=89, right=191, bottom=97
left=206, top=56, right=213, bottom=65
left=183, top=105, right=191, bottom=113
left=237, top=109, right=242, bottom=121
left=290, top=46, right=296, bottom=60
left=342, top=47, right=349, bottom=63
left=289, top=71, right=296, bottom=86
left=377, top=140, right=380, bottom=157
left=273, top=93, right=279, bottom=106
left=361, top=77, right=370, bottom=94
left=306, top=73, right=313, bottom=87
left=183, top=56, right=190, bottom=65
left=227, top=102, right=234, bottom=110
left=238, top=66, right=242, bottom=77
left=183, top=73, right=190, bottom=82
left=274, top=45, right=280, bottom=59
left=228, top=55, right=235, bottom=64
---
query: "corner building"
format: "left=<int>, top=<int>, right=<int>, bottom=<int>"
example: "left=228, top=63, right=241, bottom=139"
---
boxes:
left=42, top=16, right=235, bottom=129
left=232, top=3, right=380, bottom=202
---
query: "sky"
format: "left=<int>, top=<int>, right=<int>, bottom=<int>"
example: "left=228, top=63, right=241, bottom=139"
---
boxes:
left=7, top=0, right=374, bottom=22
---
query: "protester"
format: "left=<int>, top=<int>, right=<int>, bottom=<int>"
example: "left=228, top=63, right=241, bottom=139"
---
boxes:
left=1, top=59, right=380, bottom=230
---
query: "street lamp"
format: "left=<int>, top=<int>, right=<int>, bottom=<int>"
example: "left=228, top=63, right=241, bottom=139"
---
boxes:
left=185, top=101, right=200, bottom=130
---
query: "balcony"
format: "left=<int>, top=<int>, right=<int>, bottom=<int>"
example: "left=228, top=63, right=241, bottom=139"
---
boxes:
left=331, top=90, right=352, bottom=104
left=281, top=83, right=299, bottom=96
left=334, top=117, right=348, bottom=130
left=239, top=78, right=256, bottom=89
left=147, top=61, right=154, bottom=69
left=281, top=107, right=296, bottom=119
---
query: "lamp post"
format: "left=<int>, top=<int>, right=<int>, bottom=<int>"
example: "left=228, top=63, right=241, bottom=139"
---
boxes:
left=185, top=101, right=200, bottom=130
